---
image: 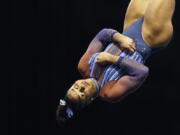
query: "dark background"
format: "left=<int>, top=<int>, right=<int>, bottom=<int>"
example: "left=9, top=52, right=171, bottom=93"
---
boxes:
left=8, top=0, right=180, bottom=135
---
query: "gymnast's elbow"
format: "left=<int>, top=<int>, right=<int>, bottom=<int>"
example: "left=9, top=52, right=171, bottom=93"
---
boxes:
left=77, top=62, right=89, bottom=78
left=96, top=28, right=111, bottom=37
left=136, top=66, right=149, bottom=81
left=78, top=62, right=85, bottom=74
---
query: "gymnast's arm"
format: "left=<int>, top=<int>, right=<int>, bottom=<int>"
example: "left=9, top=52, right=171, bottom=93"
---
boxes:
left=78, top=28, right=118, bottom=78
left=78, top=28, right=136, bottom=78
left=99, top=54, right=149, bottom=102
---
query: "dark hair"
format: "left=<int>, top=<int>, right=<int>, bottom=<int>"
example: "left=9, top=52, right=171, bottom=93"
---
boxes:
left=64, top=95, right=86, bottom=111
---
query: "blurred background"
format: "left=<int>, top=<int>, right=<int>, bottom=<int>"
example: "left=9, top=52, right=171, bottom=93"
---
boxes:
left=8, top=0, right=180, bottom=135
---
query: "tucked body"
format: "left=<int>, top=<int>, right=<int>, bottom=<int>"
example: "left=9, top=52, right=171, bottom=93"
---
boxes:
left=56, top=0, right=175, bottom=126
left=78, top=0, right=175, bottom=102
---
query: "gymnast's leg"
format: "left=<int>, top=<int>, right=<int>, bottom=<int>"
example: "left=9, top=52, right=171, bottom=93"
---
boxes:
left=142, top=0, right=175, bottom=47
left=123, top=0, right=149, bottom=31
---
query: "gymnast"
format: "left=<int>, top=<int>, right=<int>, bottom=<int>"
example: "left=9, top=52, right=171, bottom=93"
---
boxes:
left=56, top=0, right=175, bottom=126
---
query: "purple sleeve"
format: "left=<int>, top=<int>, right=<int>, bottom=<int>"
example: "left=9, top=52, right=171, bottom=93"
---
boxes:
left=95, top=28, right=118, bottom=47
left=117, top=57, right=149, bottom=81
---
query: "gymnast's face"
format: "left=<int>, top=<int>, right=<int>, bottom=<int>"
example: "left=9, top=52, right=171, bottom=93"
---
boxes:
left=66, top=79, right=97, bottom=103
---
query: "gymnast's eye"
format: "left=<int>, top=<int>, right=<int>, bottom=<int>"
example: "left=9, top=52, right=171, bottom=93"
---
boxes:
left=74, top=84, right=79, bottom=89
left=83, top=81, right=90, bottom=86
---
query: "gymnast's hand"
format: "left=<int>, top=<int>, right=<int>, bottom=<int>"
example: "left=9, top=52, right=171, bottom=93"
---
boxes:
left=113, top=33, right=136, bottom=53
left=96, top=52, right=119, bottom=65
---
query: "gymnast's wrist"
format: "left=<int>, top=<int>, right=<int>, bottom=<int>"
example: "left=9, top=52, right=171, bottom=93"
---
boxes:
left=112, top=32, right=124, bottom=45
left=111, top=55, right=120, bottom=64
